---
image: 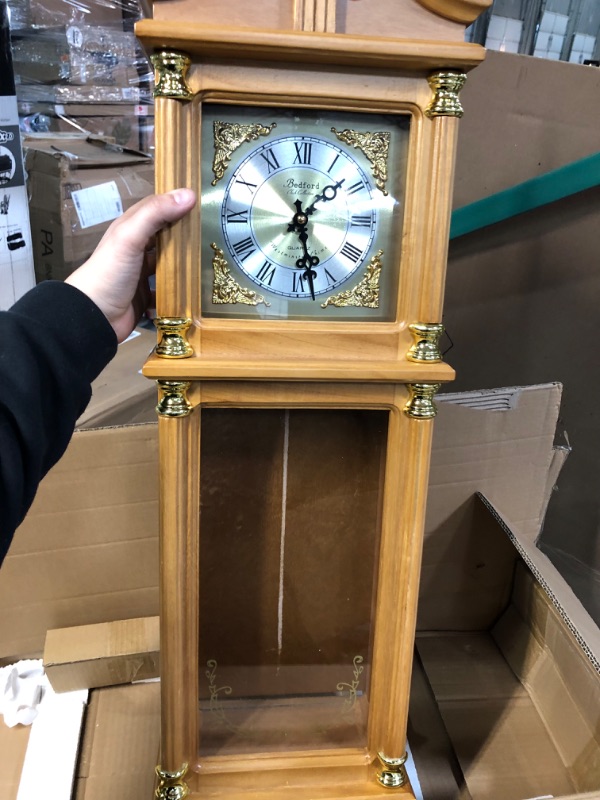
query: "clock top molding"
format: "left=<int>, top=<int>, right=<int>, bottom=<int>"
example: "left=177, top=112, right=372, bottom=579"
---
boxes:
left=139, top=0, right=493, bottom=70
left=149, top=0, right=491, bottom=35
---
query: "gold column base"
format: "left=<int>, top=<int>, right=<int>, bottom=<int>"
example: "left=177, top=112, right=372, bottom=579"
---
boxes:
left=377, top=752, right=408, bottom=789
left=155, top=317, right=193, bottom=358
left=407, top=322, right=444, bottom=363
left=156, top=380, right=193, bottom=418
left=404, top=383, right=441, bottom=419
left=155, top=762, right=189, bottom=799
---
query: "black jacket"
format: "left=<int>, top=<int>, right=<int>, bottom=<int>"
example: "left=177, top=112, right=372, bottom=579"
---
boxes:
left=0, top=281, right=117, bottom=566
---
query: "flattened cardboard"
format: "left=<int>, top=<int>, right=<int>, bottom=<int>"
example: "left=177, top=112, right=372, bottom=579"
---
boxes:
left=23, top=134, right=153, bottom=282
left=44, top=617, right=159, bottom=693
left=0, top=424, right=159, bottom=660
left=74, top=682, right=160, bottom=800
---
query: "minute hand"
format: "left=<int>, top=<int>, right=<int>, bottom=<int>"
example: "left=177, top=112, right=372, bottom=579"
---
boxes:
left=304, top=178, right=345, bottom=216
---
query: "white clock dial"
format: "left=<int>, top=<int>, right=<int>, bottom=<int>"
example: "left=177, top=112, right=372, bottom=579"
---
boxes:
left=221, top=134, right=377, bottom=300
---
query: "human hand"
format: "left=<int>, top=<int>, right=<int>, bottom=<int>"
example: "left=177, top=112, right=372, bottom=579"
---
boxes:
left=65, top=188, right=196, bottom=342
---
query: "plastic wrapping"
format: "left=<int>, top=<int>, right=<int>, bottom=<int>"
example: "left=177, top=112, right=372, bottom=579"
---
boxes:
left=7, top=0, right=153, bottom=152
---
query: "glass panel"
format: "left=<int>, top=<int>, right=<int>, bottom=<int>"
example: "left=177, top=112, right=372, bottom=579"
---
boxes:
left=198, top=408, right=388, bottom=756
left=200, top=104, right=410, bottom=322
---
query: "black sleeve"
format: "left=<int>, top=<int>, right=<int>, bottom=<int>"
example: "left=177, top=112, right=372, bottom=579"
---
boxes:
left=0, top=281, right=118, bottom=565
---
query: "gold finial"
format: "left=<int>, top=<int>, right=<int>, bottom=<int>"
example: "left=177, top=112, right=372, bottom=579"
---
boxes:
left=407, top=322, right=444, bottom=363
left=150, top=51, right=193, bottom=100
left=425, top=71, right=466, bottom=118
left=155, top=763, right=189, bottom=799
left=321, top=250, right=383, bottom=309
left=377, top=752, right=408, bottom=789
left=156, top=381, right=193, bottom=418
left=404, top=383, right=441, bottom=419
left=155, top=317, right=193, bottom=358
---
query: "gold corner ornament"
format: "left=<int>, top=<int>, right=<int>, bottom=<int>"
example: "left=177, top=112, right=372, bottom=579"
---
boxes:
left=331, top=127, right=390, bottom=195
left=211, top=243, right=271, bottom=307
left=404, top=383, right=441, bottom=419
left=156, top=380, right=193, bottom=418
left=212, top=121, right=277, bottom=185
left=407, top=322, right=444, bottom=363
left=155, top=762, right=189, bottom=799
left=321, top=250, right=383, bottom=309
left=155, top=317, right=193, bottom=358
left=150, top=51, right=193, bottom=100
left=377, top=752, right=408, bottom=789
left=425, top=71, right=466, bottom=118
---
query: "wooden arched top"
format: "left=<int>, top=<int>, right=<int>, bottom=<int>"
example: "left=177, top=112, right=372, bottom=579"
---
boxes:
left=416, top=0, right=493, bottom=25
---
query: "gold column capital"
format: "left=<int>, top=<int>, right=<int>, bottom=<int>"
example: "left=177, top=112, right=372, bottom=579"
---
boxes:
left=404, top=383, right=441, bottom=419
left=156, top=380, right=193, bottom=418
left=151, top=50, right=193, bottom=100
left=377, top=751, right=408, bottom=789
left=155, top=763, right=189, bottom=799
left=425, top=70, right=466, bottom=118
left=407, top=322, right=444, bottom=363
left=155, top=317, right=194, bottom=358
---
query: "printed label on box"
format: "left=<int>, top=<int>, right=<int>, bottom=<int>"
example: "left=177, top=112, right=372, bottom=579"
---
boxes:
left=72, top=181, right=123, bottom=229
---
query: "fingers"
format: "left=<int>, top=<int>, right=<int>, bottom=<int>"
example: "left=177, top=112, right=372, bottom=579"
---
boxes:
left=99, top=188, right=197, bottom=256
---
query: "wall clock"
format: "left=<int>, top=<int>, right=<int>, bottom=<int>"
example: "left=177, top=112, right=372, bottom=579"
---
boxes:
left=136, top=1, right=492, bottom=798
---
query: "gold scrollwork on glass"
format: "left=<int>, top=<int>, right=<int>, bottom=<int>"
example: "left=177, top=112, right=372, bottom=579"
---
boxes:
left=150, top=51, right=193, bottom=100
left=156, top=380, right=193, bottom=418
left=404, top=383, right=441, bottom=419
left=205, top=659, right=242, bottom=733
left=336, top=655, right=364, bottom=713
left=407, top=322, right=444, bottom=363
left=211, top=243, right=271, bottom=307
left=425, top=70, right=466, bottom=118
left=155, top=317, right=193, bottom=359
left=331, top=127, right=390, bottom=195
left=321, top=250, right=382, bottom=309
left=155, top=762, right=189, bottom=800
left=377, top=752, right=408, bottom=789
left=212, top=121, right=277, bottom=185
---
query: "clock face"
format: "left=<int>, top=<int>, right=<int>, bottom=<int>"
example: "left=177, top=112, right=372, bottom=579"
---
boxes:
left=221, top=134, right=376, bottom=300
left=200, top=105, right=410, bottom=321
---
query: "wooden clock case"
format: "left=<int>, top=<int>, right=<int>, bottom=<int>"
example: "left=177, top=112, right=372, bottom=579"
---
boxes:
left=136, top=2, right=492, bottom=798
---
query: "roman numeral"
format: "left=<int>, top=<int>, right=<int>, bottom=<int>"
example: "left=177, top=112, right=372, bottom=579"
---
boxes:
left=324, top=268, right=337, bottom=286
left=225, top=208, right=249, bottom=224
left=293, top=141, right=313, bottom=165
left=256, top=260, right=276, bottom=285
left=346, top=181, right=365, bottom=196
left=340, top=241, right=363, bottom=263
left=235, top=176, right=257, bottom=194
left=327, top=154, right=340, bottom=173
left=260, top=148, right=280, bottom=173
left=231, top=237, right=255, bottom=261
left=351, top=214, right=372, bottom=227
left=292, top=272, right=307, bottom=293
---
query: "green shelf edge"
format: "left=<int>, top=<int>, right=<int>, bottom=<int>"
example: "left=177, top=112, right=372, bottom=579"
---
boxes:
left=450, top=151, right=600, bottom=239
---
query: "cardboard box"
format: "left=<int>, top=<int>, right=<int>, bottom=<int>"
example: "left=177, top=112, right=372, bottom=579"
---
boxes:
left=447, top=50, right=600, bottom=621
left=18, top=102, right=155, bottom=154
left=23, top=133, right=153, bottom=282
left=43, top=616, right=159, bottom=692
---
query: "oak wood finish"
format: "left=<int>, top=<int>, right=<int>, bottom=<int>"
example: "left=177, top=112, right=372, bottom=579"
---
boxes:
left=139, top=1, right=492, bottom=796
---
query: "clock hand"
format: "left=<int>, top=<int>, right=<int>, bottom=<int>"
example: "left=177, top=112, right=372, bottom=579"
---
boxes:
left=304, top=178, right=345, bottom=217
left=286, top=200, right=319, bottom=301
left=295, top=226, right=319, bottom=301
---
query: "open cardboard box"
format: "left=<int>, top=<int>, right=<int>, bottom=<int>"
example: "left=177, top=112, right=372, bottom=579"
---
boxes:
left=2, top=379, right=600, bottom=799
